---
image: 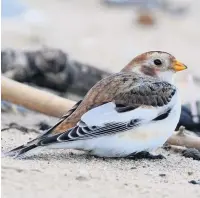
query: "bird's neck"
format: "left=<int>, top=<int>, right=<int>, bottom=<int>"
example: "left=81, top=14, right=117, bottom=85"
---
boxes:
left=156, top=71, right=175, bottom=84
left=135, top=70, right=175, bottom=84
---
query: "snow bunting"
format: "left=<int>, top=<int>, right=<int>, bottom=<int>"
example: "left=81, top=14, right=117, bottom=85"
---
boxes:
left=6, top=51, right=187, bottom=159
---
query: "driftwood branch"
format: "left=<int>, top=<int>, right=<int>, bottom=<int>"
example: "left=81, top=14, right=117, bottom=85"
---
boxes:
left=2, top=76, right=200, bottom=150
left=1, top=76, right=75, bottom=118
left=167, top=126, right=200, bottom=150
left=1, top=47, right=110, bottom=96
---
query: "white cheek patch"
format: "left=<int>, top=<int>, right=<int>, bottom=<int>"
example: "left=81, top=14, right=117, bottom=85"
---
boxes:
left=157, top=71, right=174, bottom=83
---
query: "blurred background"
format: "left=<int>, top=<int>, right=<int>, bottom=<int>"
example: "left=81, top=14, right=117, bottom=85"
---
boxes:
left=2, top=0, right=200, bottom=71
left=1, top=0, right=200, bottom=105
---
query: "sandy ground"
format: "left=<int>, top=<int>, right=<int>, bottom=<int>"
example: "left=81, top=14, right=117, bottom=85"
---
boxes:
left=1, top=0, right=200, bottom=198
left=2, top=113, right=200, bottom=198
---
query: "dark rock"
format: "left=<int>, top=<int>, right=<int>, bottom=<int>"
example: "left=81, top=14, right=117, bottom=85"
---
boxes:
left=182, top=148, right=200, bottom=160
left=188, top=172, right=193, bottom=176
left=37, top=121, right=51, bottom=131
left=159, top=173, right=166, bottom=177
left=189, top=180, right=200, bottom=185
left=75, top=176, right=88, bottom=181
left=130, top=166, right=137, bottom=169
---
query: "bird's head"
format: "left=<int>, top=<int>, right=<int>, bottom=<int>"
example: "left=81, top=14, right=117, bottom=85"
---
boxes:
left=121, top=51, right=187, bottom=83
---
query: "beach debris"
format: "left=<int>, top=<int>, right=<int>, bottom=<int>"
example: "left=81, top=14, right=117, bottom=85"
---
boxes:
left=136, top=10, right=155, bottom=26
left=1, top=48, right=110, bottom=96
left=182, top=148, right=200, bottom=161
left=187, top=172, right=193, bottom=176
left=75, top=176, right=89, bottom=181
left=176, top=105, right=200, bottom=134
left=167, top=126, right=200, bottom=151
left=1, top=76, right=76, bottom=118
left=36, top=121, right=51, bottom=131
left=1, top=122, right=40, bottom=134
left=188, top=180, right=200, bottom=185
left=159, top=173, right=166, bottom=177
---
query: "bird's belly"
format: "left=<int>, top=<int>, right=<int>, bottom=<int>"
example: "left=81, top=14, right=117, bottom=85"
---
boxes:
left=85, top=126, right=170, bottom=157
left=83, top=103, right=181, bottom=157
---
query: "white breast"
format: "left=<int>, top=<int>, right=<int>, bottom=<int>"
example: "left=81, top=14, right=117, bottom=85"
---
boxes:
left=79, top=92, right=181, bottom=157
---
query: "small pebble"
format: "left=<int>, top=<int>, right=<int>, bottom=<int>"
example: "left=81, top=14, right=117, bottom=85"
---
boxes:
left=76, top=176, right=88, bottom=181
left=159, top=173, right=166, bottom=177
left=135, top=184, right=139, bottom=188
left=130, top=166, right=137, bottom=169
left=182, top=148, right=200, bottom=160
left=136, top=12, right=155, bottom=26
left=37, top=121, right=51, bottom=131
left=188, top=172, right=193, bottom=176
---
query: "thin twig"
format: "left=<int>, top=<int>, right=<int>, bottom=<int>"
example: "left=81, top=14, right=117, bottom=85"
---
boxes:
left=1, top=123, right=40, bottom=134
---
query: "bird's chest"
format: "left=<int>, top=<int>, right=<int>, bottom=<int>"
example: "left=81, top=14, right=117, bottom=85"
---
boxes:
left=118, top=101, right=181, bottom=148
left=118, top=127, right=164, bottom=142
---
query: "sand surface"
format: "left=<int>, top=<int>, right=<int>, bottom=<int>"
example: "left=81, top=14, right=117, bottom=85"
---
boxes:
left=1, top=0, right=200, bottom=198
left=2, top=113, right=200, bottom=198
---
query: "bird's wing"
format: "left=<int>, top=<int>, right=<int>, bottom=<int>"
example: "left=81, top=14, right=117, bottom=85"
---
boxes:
left=24, top=99, right=82, bottom=143
left=38, top=81, right=177, bottom=145
left=49, top=73, right=174, bottom=134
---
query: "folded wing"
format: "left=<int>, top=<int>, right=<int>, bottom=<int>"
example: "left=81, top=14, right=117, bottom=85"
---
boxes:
left=39, top=81, right=177, bottom=145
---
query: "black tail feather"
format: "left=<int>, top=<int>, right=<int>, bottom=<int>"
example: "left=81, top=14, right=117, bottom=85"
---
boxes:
left=3, top=144, right=37, bottom=157
left=3, top=100, right=83, bottom=158
left=15, top=144, right=38, bottom=157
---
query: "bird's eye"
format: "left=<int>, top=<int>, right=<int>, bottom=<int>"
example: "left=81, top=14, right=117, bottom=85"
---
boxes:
left=154, top=59, right=162, bottom=66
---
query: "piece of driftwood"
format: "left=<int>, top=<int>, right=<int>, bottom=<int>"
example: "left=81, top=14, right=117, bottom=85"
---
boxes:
left=163, top=145, right=200, bottom=160
left=167, top=126, right=200, bottom=150
left=1, top=47, right=110, bottom=96
left=2, top=76, right=200, bottom=150
left=1, top=76, right=75, bottom=118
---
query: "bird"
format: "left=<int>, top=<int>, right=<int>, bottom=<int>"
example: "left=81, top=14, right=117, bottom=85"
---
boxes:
left=5, top=51, right=187, bottom=159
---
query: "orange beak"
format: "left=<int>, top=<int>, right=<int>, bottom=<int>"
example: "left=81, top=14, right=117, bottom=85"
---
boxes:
left=172, top=60, right=187, bottom=72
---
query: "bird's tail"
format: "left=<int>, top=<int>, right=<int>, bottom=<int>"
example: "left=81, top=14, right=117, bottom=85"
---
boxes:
left=3, top=118, right=64, bottom=158
left=3, top=143, right=39, bottom=158
left=3, top=100, right=83, bottom=158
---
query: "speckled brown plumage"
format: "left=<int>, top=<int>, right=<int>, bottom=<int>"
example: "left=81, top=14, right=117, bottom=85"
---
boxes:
left=53, top=72, right=175, bottom=133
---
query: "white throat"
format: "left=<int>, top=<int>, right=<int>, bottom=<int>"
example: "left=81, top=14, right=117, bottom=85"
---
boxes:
left=157, top=71, right=175, bottom=84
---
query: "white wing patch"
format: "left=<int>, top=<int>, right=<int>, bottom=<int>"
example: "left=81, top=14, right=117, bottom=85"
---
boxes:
left=81, top=96, right=176, bottom=127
